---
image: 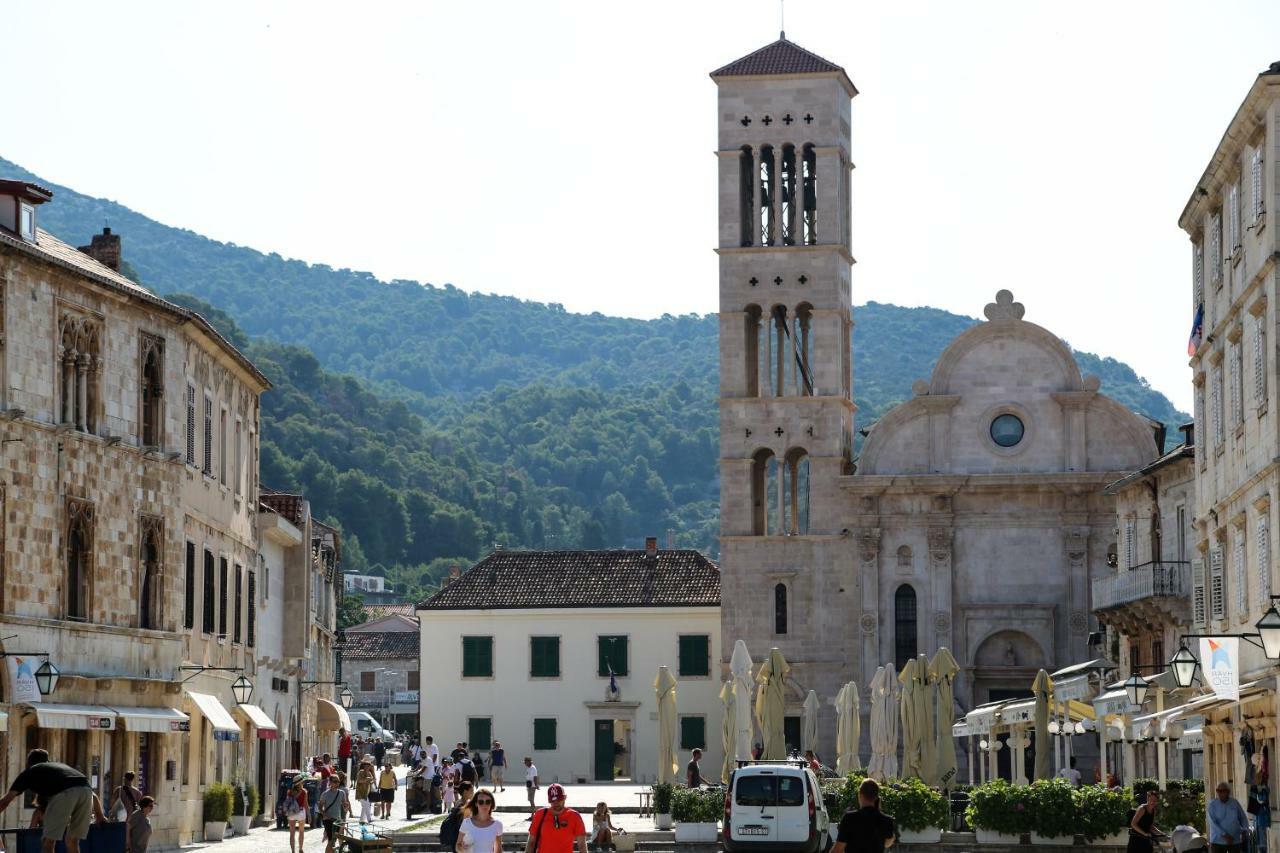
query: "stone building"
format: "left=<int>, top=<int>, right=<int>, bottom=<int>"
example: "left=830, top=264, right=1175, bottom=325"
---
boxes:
left=1179, top=60, right=1280, bottom=803
left=342, top=619, right=419, bottom=735
left=713, top=40, right=1163, bottom=762
left=0, top=180, right=270, bottom=845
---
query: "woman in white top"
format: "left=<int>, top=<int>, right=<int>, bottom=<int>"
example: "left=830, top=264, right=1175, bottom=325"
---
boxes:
left=458, top=789, right=503, bottom=853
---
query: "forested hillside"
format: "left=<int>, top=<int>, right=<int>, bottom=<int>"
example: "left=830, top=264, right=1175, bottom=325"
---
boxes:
left=4, top=156, right=1187, bottom=600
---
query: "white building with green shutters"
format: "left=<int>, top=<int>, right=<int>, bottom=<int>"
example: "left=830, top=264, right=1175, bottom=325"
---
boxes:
left=416, top=542, right=722, bottom=784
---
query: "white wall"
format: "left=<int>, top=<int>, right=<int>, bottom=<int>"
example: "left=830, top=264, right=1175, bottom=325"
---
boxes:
left=419, top=606, right=722, bottom=784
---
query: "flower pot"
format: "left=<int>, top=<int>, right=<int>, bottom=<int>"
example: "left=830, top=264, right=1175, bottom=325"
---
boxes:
left=654, top=813, right=673, bottom=830
left=975, top=829, right=1020, bottom=844
left=1030, top=832, right=1075, bottom=846
left=897, top=828, right=943, bottom=844
left=1095, top=833, right=1129, bottom=847
left=673, top=823, right=718, bottom=843
left=204, top=821, right=227, bottom=842
left=230, top=816, right=253, bottom=836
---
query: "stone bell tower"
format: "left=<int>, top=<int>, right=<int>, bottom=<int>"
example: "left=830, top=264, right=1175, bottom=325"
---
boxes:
left=713, top=36, right=858, bottom=716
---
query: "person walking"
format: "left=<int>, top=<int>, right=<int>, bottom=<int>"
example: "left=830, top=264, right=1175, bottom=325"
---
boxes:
left=283, top=775, right=309, bottom=853
left=425, top=736, right=440, bottom=767
left=524, top=757, right=540, bottom=816
left=590, top=802, right=620, bottom=852
left=458, top=789, right=503, bottom=853
left=338, top=728, right=354, bottom=778
left=1207, top=784, right=1248, bottom=853
left=459, top=755, right=478, bottom=786
left=372, top=738, right=387, bottom=768
left=471, top=748, right=486, bottom=782
left=355, top=760, right=376, bottom=823
left=127, top=797, right=156, bottom=853
left=318, top=775, right=351, bottom=853
left=685, top=750, right=704, bottom=788
left=0, top=749, right=108, bottom=853
left=109, top=772, right=141, bottom=823
left=377, top=761, right=397, bottom=820
left=489, top=742, right=506, bottom=792
left=526, top=785, right=586, bottom=853
left=831, top=779, right=896, bottom=853
left=1128, top=790, right=1166, bottom=853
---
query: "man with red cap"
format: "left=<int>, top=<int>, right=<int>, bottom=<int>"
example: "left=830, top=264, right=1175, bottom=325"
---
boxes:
left=525, top=784, right=586, bottom=853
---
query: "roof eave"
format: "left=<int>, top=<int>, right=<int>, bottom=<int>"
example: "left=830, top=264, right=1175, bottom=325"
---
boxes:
left=711, top=69, right=858, bottom=99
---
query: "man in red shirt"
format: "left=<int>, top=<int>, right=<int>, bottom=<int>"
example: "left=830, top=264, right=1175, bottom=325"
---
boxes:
left=338, top=728, right=353, bottom=777
left=525, top=784, right=586, bottom=853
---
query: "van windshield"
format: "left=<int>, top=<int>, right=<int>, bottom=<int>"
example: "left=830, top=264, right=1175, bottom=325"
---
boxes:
left=735, top=775, right=806, bottom=807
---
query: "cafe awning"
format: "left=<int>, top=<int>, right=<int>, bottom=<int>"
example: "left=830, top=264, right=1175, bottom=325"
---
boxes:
left=316, top=698, right=350, bottom=733
left=112, top=707, right=190, bottom=734
left=235, top=704, right=278, bottom=740
left=187, top=692, right=241, bottom=741
left=32, top=704, right=117, bottom=731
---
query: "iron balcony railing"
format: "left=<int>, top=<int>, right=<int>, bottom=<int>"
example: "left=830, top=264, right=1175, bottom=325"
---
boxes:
left=1091, top=560, right=1191, bottom=612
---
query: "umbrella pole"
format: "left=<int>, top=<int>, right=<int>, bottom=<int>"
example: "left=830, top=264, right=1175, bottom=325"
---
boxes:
left=967, top=736, right=974, bottom=786
left=1155, top=688, right=1168, bottom=789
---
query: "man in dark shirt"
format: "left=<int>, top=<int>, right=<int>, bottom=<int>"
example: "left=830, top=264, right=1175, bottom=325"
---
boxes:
left=0, top=750, right=106, bottom=853
left=685, top=749, right=704, bottom=788
left=832, top=779, right=895, bottom=853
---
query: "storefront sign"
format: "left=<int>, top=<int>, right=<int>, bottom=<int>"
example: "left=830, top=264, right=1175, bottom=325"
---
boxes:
left=87, top=716, right=114, bottom=729
left=393, top=691, right=419, bottom=703
left=6, top=656, right=42, bottom=705
left=170, top=720, right=191, bottom=732
left=1200, top=637, right=1239, bottom=702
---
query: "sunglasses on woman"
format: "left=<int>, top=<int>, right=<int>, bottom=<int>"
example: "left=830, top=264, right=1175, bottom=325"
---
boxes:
left=474, top=799, right=495, bottom=807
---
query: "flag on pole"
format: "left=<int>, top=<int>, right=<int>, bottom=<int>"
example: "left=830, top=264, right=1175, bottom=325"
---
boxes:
left=1188, top=303, right=1204, bottom=356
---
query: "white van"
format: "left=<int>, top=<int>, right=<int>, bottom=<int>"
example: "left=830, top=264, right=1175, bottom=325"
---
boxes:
left=348, top=711, right=388, bottom=742
left=724, top=762, right=831, bottom=853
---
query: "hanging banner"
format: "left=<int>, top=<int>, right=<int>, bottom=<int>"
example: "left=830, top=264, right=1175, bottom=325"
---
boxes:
left=6, top=656, right=42, bottom=705
left=1200, top=637, right=1239, bottom=702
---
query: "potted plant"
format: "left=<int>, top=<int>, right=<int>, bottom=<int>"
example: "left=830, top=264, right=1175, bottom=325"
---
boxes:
left=879, top=779, right=948, bottom=844
left=203, top=782, right=234, bottom=842
left=1026, top=780, right=1077, bottom=845
left=965, top=780, right=1030, bottom=844
left=231, top=784, right=259, bottom=835
left=1076, top=785, right=1133, bottom=846
left=652, top=782, right=675, bottom=830
left=672, top=786, right=722, bottom=843
left=1162, top=781, right=1207, bottom=833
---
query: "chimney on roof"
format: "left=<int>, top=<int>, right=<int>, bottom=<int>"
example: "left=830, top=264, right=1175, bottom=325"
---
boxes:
left=446, top=564, right=462, bottom=585
left=645, top=537, right=658, bottom=558
left=78, top=227, right=121, bottom=272
left=666, top=528, right=675, bottom=549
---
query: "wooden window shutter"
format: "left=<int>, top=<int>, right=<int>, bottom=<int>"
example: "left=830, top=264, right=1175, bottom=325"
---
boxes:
left=1192, top=557, right=1207, bottom=626
left=1210, top=547, right=1225, bottom=621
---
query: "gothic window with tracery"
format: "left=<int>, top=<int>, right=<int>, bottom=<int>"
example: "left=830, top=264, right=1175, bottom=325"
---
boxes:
left=139, top=515, right=162, bottom=630
left=58, top=314, right=102, bottom=434
left=140, top=334, right=164, bottom=448
left=66, top=499, right=94, bottom=621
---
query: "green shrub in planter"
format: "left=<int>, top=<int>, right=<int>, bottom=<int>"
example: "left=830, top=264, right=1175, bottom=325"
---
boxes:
left=1026, top=779, right=1077, bottom=839
left=233, top=784, right=259, bottom=817
left=1166, top=779, right=1203, bottom=797
left=1075, top=785, right=1132, bottom=841
left=652, top=783, right=675, bottom=815
left=826, top=774, right=866, bottom=818
left=879, top=779, right=948, bottom=832
left=671, top=787, right=725, bottom=823
left=204, top=782, right=234, bottom=824
left=965, top=780, right=1032, bottom=835
left=1131, top=778, right=1160, bottom=799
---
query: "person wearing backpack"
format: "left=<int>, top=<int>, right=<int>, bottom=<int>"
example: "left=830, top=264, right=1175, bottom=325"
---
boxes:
left=526, top=784, right=587, bottom=853
left=459, top=757, right=477, bottom=786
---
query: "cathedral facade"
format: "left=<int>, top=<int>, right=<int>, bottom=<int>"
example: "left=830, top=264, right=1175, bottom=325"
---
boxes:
left=713, top=39, right=1160, bottom=753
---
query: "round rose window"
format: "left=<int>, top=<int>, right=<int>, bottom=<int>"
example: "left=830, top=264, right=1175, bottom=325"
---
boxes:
left=990, top=413, right=1025, bottom=448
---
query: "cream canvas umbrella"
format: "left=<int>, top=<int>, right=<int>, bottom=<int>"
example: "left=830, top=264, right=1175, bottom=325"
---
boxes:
left=654, top=665, right=679, bottom=784
left=835, top=681, right=861, bottom=776
left=730, top=640, right=755, bottom=762
left=929, top=648, right=961, bottom=790
left=1032, top=668, right=1054, bottom=781
left=802, top=690, right=820, bottom=758
left=755, top=648, right=790, bottom=760
left=916, top=653, right=937, bottom=786
left=720, top=680, right=737, bottom=784
left=882, top=663, right=900, bottom=779
left=867, top=667, right=887, bottom=779
left=898, top=658, right=920, bottom=779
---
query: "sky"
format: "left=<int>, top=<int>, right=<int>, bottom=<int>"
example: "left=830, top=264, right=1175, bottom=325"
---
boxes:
left=7, top=2, right=1280, bottom=412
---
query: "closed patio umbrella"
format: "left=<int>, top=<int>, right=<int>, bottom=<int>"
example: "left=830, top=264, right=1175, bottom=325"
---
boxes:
left=929, top=647, right=961, bottom=790
left=916, top=654, right=936, bottom=784
left=869, top=664, right=899, bottom=780
left=802, top=690, right=820, bottom=758
left=755, top=648, right=790, bottom=760
left=883, top=664, right=899, bottom=779
left=654, top=665, right=679, bottom=784
left=898, top=658, right=920, bottom=779
left=835, top=681, right=861, bottom=776
left=730, top=640, right=755, bottom=762
left=1032, top=668, right=1053, bottom=781
left=720, top=680, right=736, bottom=784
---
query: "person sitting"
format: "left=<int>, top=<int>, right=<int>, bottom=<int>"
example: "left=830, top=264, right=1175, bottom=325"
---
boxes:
left=590, top=802, right=620, bottom=852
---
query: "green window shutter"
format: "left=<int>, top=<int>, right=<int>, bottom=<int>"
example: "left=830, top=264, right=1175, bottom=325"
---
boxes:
left=680, top=716, right=706, bottom=750
left=598, top=636, right=628, bottom=676
left=463, top=636, right=493, bottom=677
left=468, top=717, right=492, bottom=749
left=533, top=718, right=557, bottom=750
left=678, top=635, right=710, bottom=676
left=531, top=636, right=560, bottom=677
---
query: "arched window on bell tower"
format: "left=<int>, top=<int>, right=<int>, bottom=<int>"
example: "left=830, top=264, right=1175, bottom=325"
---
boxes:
left=894, top=584, right=918, bottom=669
left=774, top=583, right=789, bottom=634
left=751, top=448, right=780, bottom=535
left=780, top=144, right=797, bottom=246
left=759, top=145, right=776, bottom=247
left=795, top=303, right=814, bottom=396
left=768, top=305, right=789, bottom=396
left=744, top=305, right=762, bottom=397
left=802, top=144, right=817, bottom=245
left=739, top=146, right=755, bottom=247
left=783, top=448, right=809, bottom=535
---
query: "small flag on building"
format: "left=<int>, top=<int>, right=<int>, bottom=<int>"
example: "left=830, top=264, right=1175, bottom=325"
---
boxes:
left=1187, top=303, right=1204, bottom=356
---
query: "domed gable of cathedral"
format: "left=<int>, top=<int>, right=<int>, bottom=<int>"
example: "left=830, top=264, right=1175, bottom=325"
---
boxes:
left=857, top=290, right=1159, bottom=476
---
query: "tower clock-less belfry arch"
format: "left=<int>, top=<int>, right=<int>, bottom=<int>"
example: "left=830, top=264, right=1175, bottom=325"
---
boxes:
left=713, top=37, right=1158, bottom=762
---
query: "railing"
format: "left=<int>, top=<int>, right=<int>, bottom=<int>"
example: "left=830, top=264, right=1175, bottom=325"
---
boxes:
left=1091, top=561, right=1191, bottom=611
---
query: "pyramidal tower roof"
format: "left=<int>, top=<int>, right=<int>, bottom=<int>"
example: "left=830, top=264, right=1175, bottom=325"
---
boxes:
left=710, top=35, right=856, bottom=95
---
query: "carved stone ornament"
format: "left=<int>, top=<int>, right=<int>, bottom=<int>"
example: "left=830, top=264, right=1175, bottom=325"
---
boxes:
left=928, top=527, right=952, bottom=561
left=1069, top=611, right=1088, bottom=633
left=1063, top=527, right=1089, bottom=561
left=860, top=613, right=877, bottom=634
left=984, top=289, right=1026, bottom=321
left=858, top=528, right=880, bottom=563
left=933, top=612, right=951, bottom=633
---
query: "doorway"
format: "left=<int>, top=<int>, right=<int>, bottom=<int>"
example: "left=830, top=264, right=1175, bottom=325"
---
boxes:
left=612, top=720, right=632, bottom=780
left=257, top=742, right=268, bottom=816
left=593, top=721, right=615, bottom=781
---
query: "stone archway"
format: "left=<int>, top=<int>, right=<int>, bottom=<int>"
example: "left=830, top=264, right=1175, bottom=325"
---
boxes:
left=972, top=629, right=1046, bottom=704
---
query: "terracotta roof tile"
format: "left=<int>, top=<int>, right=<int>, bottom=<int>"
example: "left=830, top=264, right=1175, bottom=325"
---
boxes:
left=259, top=491, right=306, bottom=526
left=360, top=604, right=418, bottom=622
left=417, top=549, right=720, bottom=611
left=340, top=630, right=419, bottom=661
left=711, top=37, right=850, bottom=84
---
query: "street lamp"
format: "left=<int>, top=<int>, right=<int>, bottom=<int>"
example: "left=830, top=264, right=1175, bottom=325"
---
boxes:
left=1170, top=645, right=1199, bottom=689
left=1123, top=673, right=1149, bottom=707
left=1256, top=605, right=1280, bottom=660
left=34, top=660, right=59, bottom=696
left=231, top=675, right=254, bottom=705
left=340, top=686, right=354, bottom=709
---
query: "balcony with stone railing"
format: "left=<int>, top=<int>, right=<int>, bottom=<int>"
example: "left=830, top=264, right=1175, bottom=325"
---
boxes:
left=1091, top=561, right=1191, bottom=634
